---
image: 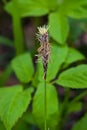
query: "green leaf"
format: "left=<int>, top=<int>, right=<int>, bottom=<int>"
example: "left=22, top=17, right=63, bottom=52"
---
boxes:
left=49, top=12, right=69, bottom=44
left=59, top=0, right=87, bottom=19
left=11, top=53, right=34, bottom=83
left=57, top=65, right=87, bottom=88
left=0, top=85, right=33, bottom=130
left=68, top=102, right=82, bottom=114
left=0, top=36, right=13, bottom=47
left=46, top=0, right=58, bottom=10
left=5, top=2, right=14, bottom=15
left=16, top=0, right=58, bottom=16
left=17, top=0, right=49, bottom=17
left=33, top=44, right=68, bottom=86
left=5, top=0, right=49, bottom=17
left=32, top=61, right=44, bottom=86
left=72, top=114, right=87, bottom=130
left=32, top=83, right=59, bottom=129
left=47, top=45, right=68, bottom=80
left=63, top=47, right=85, bottom=68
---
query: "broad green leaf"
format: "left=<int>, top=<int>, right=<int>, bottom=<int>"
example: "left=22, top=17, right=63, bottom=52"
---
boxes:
left=0, top=85, right=33, bottom=130
left=0, top=36, right=13, bottom=47
left=63, top=47, right=85, bottom=68
left=32, top=83, right=59, bottom=130
left=33, top=44, right=68, bottom=86
left=32, top=61, right=44, bottom=86
left=49, top=12, right=69, bottom=44
left=46, top=0, right=58, bottom=10
left=47, top=45, right=68, bottom=80
left=4, top=1, right=19, bottom=16
left=72, top=114, right=87, bottom=130
left=57, top=65, right=87, bottom=88
left=59, top=0, right=87, bottom=19
left=16, top=0, right=58, bottom=16
left=67, top=102, right=82, bottom=114
left=11, top=53, right=34, bottom=83
left=5, top=0, right=49, bottom=17
left=16, top=0, right=49, bottom=17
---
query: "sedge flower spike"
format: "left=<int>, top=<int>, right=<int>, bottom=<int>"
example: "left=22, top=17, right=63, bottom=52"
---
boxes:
left=36, top=25, right=50, bottom=79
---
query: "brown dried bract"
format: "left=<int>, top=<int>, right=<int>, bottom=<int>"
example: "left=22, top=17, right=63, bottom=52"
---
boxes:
left=36, top=25, right=50, bottom=79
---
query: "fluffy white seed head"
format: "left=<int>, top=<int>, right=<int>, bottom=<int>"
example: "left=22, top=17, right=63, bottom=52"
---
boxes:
left=37, top=25, right=48, bottom=35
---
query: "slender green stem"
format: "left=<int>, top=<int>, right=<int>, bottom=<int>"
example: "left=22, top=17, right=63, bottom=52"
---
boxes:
left=44, top=79, right=47, bottom=130
left=12, top=14, right=25, bottom=55
left=12, top=1, right=25, bottom=55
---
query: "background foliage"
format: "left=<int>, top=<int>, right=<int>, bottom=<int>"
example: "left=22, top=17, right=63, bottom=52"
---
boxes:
left=0, top=0, right=87, bottom=130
